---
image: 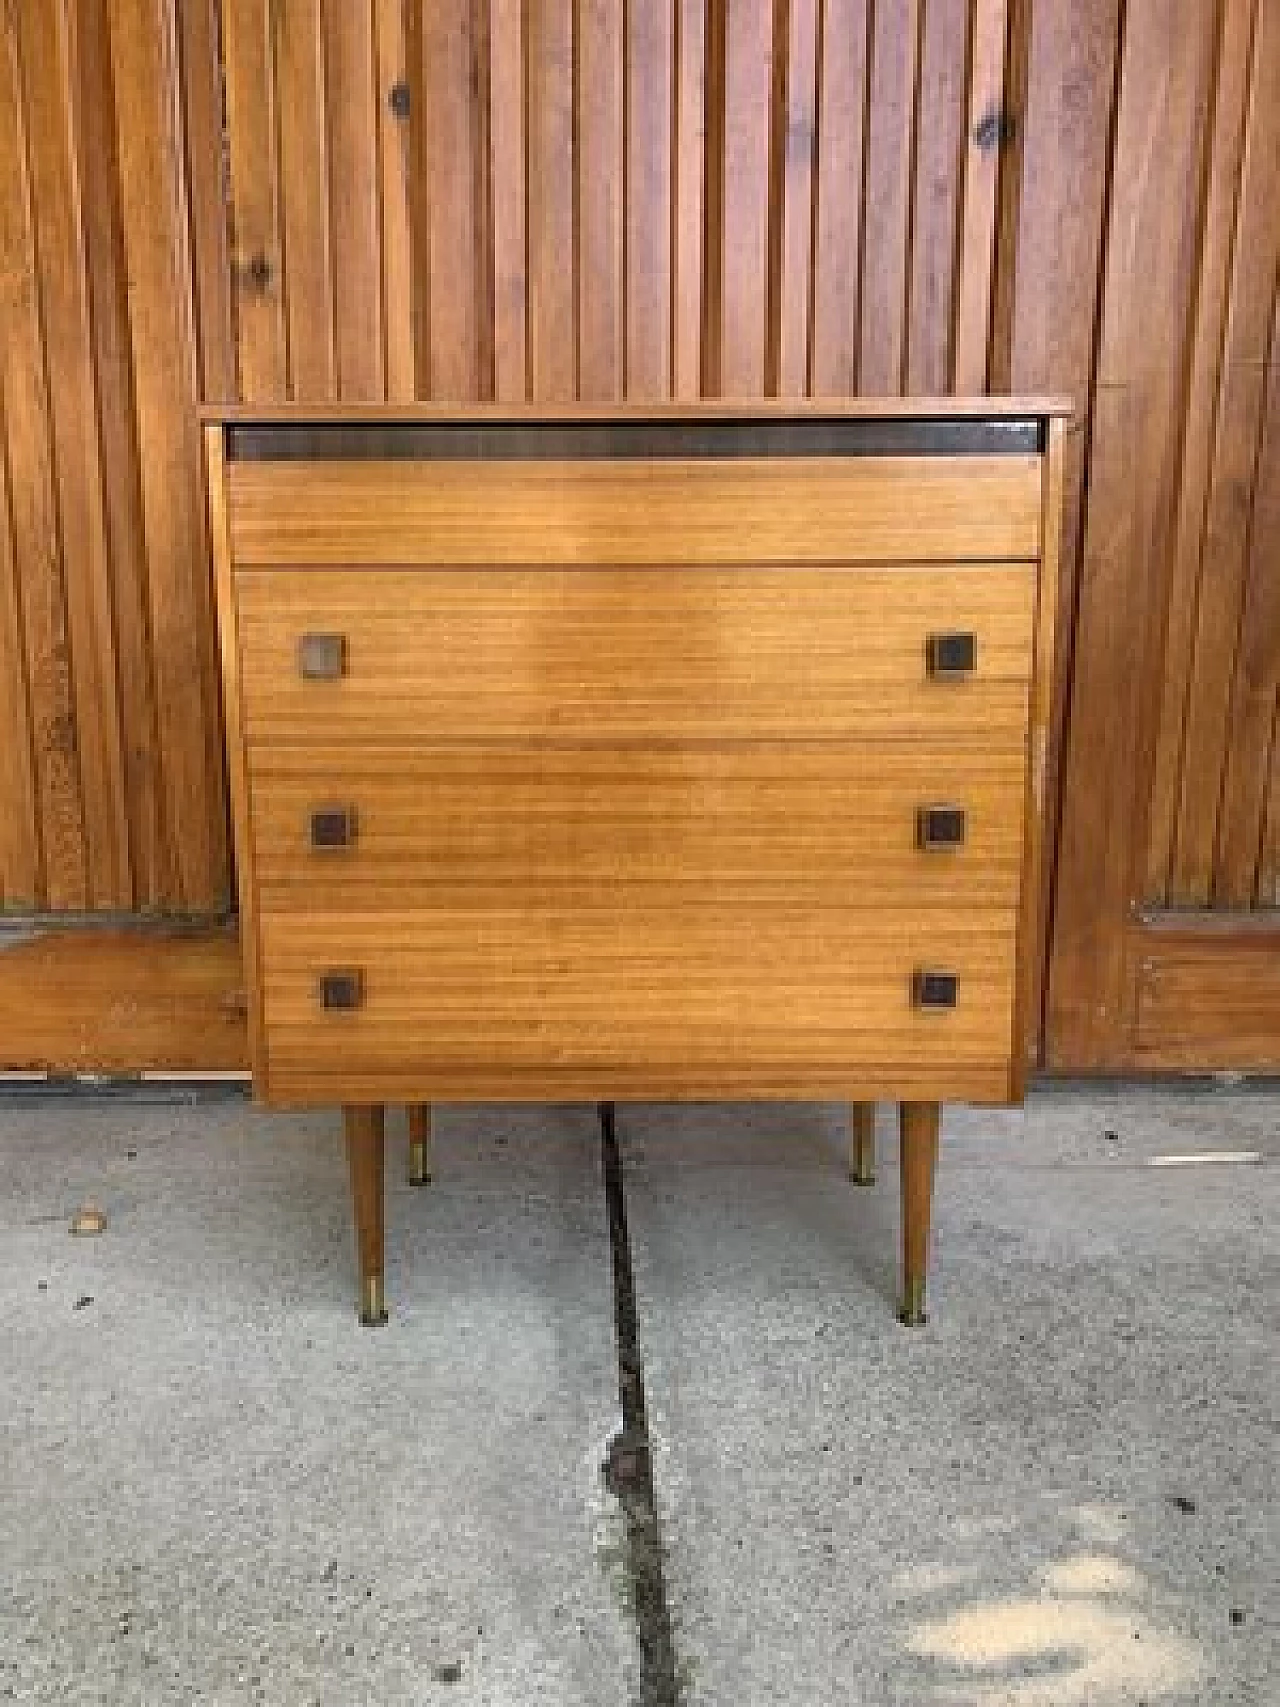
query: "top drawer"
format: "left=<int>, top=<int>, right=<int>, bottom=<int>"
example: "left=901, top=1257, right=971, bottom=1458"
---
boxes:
left=234, top=564, right=1035, bottom=746
left=225, top=455, right=1043, bottom=566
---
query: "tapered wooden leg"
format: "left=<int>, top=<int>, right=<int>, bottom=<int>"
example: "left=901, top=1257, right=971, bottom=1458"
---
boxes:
left=848, top=1102, right=876, bottom=1184
left=898, top=1100, right=940, bottom=1326
left=344, top=1105, right=387, bottom=1325
left=407, top=1104, right=432, bottom=1186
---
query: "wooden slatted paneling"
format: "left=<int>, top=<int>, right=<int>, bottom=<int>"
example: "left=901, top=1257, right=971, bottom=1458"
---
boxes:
left=1047, top=0, right=1280, bottom=1069
left=1, top=1, right=91, bottom=910
left=110, top=0, right=229, bottom=911
left=1047, top=0, right=1223, bottom=1067
left=1, top=0, right=1278, bottom=1072
left=1, top=0, right=229, bottom=917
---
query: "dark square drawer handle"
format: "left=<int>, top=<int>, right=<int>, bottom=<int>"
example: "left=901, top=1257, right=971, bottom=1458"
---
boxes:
left=298, top=632, right=347, bottom=680
left=916, top=805, right=967, bottom=850
left=319, top=969, right=364, bottom=1011
left=310, top=807, right=358, bottom=850
left=926, top=631, right=977, bottom=679
left=912, top=969, right=959, bottom=1010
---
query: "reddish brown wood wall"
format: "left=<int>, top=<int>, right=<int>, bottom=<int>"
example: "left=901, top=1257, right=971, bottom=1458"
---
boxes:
left=0, top=0, right=1277, bottom=1071
left=1044, top=0, right=1280, bottom=1070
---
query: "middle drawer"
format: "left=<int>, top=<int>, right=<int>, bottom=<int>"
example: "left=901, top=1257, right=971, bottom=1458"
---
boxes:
left=249, top=744, right=1027, bottom=910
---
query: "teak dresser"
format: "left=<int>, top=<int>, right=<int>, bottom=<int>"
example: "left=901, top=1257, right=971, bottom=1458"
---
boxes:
left=206, top=401, right=1067, bottom=1327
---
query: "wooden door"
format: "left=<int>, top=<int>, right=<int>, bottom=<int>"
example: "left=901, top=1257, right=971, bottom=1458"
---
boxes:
left=1, top=0, right=1276, bottom=1073
left=1046, top=0, right=1280, bottom=1070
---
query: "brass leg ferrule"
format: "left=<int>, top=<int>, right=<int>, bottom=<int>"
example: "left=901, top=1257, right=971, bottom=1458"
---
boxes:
left=850, top=1157, right=876, bottom=1187
left=408, top=1139, right=432, bottom=1187
left=897, top=1277, right=928, bottom=1328
left=358, top=1274, right=388, bottom=1327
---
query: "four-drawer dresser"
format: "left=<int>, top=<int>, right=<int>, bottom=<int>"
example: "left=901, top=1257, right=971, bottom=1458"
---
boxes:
left=206, top=402, right=1067, bottom=1326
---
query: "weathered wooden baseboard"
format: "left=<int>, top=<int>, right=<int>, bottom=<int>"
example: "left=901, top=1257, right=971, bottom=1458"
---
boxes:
left=1128, top=912, right=1280, bottom=1073
left=0, top=919, right=247, bottom=1074
left=2, top=910, right=1275, bottom=1080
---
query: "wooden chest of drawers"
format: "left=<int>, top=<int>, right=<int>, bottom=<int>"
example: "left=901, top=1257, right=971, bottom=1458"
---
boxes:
left=206, top=403, right=1067, bottom=1326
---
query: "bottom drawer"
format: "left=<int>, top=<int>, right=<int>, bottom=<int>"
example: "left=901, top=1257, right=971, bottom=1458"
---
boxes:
left=257, top=900, right=1019, bottom=1103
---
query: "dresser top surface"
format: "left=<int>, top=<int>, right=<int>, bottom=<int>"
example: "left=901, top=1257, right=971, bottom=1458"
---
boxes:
left=203, top=396, right=1071, bottom=426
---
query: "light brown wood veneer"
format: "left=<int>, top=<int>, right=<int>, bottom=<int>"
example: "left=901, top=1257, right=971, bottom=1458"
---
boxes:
left=206, top=402, right=1065, bottom=1327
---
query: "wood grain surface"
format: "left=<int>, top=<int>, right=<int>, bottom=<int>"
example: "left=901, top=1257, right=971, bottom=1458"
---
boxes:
left=1046, top=0, right=1273, bottom=1070
left=0, top=921, right=245, bottom=1073
left=206, top=425, right=267, bottom=1083
left=5, top=0, right=1276, bottom=1077
left=233, top=564, right=1035, bottom=745
left=1012, top=414, right=1065, bottom=1093
left=247, top=743, right=1027, bottom=907
left=1131, top=914, right=1280, bottom=1072
left=226, top=455, right=1043, bottom=565
left=258, top=903, right=1017, bottom=1101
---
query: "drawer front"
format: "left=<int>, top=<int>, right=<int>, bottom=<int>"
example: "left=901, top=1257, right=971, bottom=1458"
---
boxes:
left=249, top=744, right=1027, bottom=909
left=258, top=904, right=1018, bottom=1099
left=227, top=454, right=1043, bottom=566
left=235, top=566, right=1035, bottom=745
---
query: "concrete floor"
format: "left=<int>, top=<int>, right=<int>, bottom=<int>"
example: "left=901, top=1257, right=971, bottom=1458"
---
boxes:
left=0, top=1086, right=1275, bottom=1705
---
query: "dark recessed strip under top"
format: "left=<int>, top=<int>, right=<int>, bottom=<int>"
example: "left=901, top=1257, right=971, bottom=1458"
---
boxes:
left=226, top=414, right=1044, bottom=463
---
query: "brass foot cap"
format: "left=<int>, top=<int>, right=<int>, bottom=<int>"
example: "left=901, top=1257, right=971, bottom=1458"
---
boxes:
left=408, top=1142, right=432, bottom=1187
left=897, top=1280, right=928, bottom=1327
left=849, top=1168, right=877, bottom=1187
left=358, top=1275, right=389, bottom=1327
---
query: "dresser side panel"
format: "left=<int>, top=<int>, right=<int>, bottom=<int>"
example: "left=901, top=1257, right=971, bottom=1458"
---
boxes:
left=207, top=422, right=269, bottom=1092
left=1012, top=415, right=1067, bottom=1094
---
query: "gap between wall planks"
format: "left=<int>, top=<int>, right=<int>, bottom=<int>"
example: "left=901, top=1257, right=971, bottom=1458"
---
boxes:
left=0, top=0, right=1278, bottom=1073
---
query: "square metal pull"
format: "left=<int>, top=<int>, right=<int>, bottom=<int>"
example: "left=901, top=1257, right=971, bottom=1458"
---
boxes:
left=319, top=969, right=364, bottom=1012
left=297, top=632, right=347, bottom=680
left=912, top=969, right=959, bottom=1010
left=310, top=807, right=358, bottom=850
left=926, top=631, right=977, bottom=679
left=916, top=805, right=967, bottom=850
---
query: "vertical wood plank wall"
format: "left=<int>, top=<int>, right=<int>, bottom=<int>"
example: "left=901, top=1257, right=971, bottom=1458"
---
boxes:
left=0, top=1, right=1277, bottom=1072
